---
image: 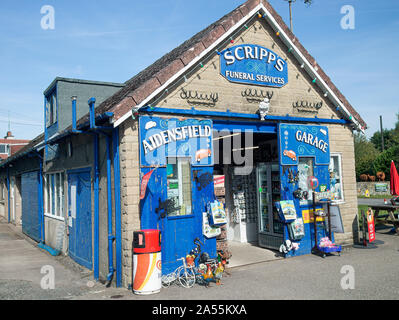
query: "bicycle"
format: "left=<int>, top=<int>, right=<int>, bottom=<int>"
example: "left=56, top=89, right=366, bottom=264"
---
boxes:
left=176, top=257, right=196, bottom=288
left=161, top=257, right=196, bottom=288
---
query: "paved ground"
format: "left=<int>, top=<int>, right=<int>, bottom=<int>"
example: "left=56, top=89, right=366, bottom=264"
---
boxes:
left=1, top=216, right=399, bottom=300
left=0, top=219, right=105, bottom=300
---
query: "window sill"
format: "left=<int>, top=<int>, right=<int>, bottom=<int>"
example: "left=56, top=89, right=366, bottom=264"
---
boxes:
left=331, top=200, right=345, bottom=205
left=167, top=214, right=194, bottom=221
left=44, top=213, right=65, bottom=222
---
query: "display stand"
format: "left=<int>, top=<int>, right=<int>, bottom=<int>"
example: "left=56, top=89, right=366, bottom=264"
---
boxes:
left=311, top=191, right=342, bottom=258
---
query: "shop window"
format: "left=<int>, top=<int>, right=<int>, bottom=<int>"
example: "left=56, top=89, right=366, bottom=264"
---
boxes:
left=166, top=158, right=192, bottom=217
left=46, top=91, right=57, bottom=127
left=44, top=172, right=65, bottom=220
left=298, top=157, right=314, bottom=205
left=0, top=144, right=10, bottom=155
left=329, top=154, right=344, bottom=202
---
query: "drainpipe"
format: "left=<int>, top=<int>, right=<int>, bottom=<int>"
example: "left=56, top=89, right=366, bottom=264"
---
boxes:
left=38, top=156, right=44, bottom=243
left=88, top=97, right=115, bottom=286
left=89, top=98, right=96, bottom=130
left=72, top=96, right=77, bottom=131
left=105, top=134, right=115, bottom=286
left=93, top=133, right=100, bottom=280
left=112, top=128, right=122, bottom=288
left=71, top=96, right=82, bottom=133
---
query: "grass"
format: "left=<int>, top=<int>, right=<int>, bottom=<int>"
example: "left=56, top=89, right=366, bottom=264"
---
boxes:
left=358, top=204, right=399, bottom=230
left=358, top=194, right=391, bottom=199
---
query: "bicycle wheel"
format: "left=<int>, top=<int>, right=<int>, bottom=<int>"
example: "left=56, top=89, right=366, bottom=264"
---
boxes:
left=176, top=266, right=196, bottom=288
left=161, top=273, right=175, bottom=288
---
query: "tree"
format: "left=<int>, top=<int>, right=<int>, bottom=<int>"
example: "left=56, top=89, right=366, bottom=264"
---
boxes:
left=354, top=132, right=379, bottom=180
left=373, top=145, right=399, bottom=180
left=371, top=113, right=399, bottom=151
left=284, top=0, right=313, bottom=32
left=370, top=129, right=395, bottom=152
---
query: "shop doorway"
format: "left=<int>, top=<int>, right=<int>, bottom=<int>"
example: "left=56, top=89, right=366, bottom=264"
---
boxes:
left=213, top=126, right=283, bottom=251
left=67, top=168, right=93, bottom=270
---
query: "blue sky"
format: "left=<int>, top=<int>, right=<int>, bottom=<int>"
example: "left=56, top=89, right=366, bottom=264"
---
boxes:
left=0, top=0, right=398, bottom=139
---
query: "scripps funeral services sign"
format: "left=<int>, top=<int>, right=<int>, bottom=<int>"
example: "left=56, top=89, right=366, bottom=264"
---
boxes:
left=220, top=44, right=288, bottom=88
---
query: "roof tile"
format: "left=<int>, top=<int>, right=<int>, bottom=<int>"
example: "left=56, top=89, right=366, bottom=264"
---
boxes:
left=154, top=59, right=185, bottom=85
left=179, top=41, right=206, bottom=66
left=129, top=77, right=161, bottom=106
left=200, top=25, right=226, bottom=49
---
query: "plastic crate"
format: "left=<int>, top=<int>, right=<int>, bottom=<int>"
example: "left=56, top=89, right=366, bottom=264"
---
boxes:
left=317, top=245, right=342, bottom=253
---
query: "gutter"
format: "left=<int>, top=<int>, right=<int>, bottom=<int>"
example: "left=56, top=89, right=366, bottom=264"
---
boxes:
left=138, top=106, right=351, bottom=125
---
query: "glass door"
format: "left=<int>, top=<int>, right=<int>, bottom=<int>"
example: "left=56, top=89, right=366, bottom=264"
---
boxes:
left=257, top=163, right=283, bottom=236
left=257, top=163, right=270, bottom=234
left=270, top=164, right=283, bottom=234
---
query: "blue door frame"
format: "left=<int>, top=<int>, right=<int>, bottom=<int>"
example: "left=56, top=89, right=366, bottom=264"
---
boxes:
left=67, top=168, right=93, bottom=270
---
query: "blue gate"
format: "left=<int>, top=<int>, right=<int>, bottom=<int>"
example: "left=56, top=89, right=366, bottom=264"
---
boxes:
left=21, top=171, right=41, bottom=242
left=68, top=168, right=92, bottom=270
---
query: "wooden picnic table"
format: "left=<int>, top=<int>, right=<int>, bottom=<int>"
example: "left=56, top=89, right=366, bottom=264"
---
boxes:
left=369, top=204, right=399, bottom=234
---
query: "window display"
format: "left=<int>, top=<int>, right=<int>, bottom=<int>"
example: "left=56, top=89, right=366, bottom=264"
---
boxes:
left=166, top=158, right=192, bottom=216
left=298, top=157, right=314, bottom=205
left=257, top=163, right=282, bottom=235
left=329, top=154, right=343, bottom=202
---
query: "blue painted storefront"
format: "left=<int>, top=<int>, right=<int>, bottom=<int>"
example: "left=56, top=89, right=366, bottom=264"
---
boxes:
left=279, top=124, right=331, bottom=257
left=139, top=113, right=336, bottom=274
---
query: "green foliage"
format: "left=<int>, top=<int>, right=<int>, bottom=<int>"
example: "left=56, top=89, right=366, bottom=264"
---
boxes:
left=354, top=132, right=378, bottom=180
left=355, top=114, right=399, bottom=181
left=370, top=129, right=395, bottom=152
left=373, top=144, right=399, bottom=180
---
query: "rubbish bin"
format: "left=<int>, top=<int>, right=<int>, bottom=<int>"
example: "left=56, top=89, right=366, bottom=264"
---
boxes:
left=132, top=229, right=162, bottom=295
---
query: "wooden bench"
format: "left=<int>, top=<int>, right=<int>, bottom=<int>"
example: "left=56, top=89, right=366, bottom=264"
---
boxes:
left=369, top=204, right=399, bottom=234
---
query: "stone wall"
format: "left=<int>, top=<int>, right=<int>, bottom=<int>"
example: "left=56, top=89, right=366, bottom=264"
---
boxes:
left=119, top=116, right=141, bottom=288
left=357, top=182, right=391, bottom=197
left=328, top=124, right=359, bottom=245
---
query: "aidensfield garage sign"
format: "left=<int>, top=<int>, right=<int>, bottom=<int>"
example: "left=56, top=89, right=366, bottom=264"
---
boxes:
left=220, top=44, right=288, bottom=88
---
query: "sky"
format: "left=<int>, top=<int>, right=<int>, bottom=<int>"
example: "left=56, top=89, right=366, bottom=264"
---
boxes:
left=0, top=0, right=398, bottom=140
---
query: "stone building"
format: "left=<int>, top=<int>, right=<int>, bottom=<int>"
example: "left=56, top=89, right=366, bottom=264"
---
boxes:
left=0, top=0, right=366, bottom=289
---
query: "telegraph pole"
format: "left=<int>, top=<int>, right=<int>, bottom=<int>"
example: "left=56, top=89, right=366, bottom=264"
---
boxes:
left=380, top=115, right=385, bottom=152
left=289, top=0, right=294, bottom=31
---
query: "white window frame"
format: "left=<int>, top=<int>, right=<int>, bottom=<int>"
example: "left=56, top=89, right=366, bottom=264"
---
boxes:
left=166, top=157, right=193, bottom=216
left=45, top=91, right=57, bottom=128
left=329, top=153, right=345, bottom=204
left=44, top=172, right=65, bottom=221
left=0, top=144, right=10, bottom=155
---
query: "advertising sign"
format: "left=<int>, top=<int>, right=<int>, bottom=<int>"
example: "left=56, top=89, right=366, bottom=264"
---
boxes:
left=324, top=204, right=344, bottom=233
left=220, top=44, right=288, bottom=88
left=367, top=208, right=376, bottom=242
left=375, top=183, right=388, bottom=193
left=275, top=200, right=297, bottom=223
left=140, top=116, right=213, bottom=167
left=279, top=124, right=330, bottom=165
left=140, top=169, right=154, bottom=200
